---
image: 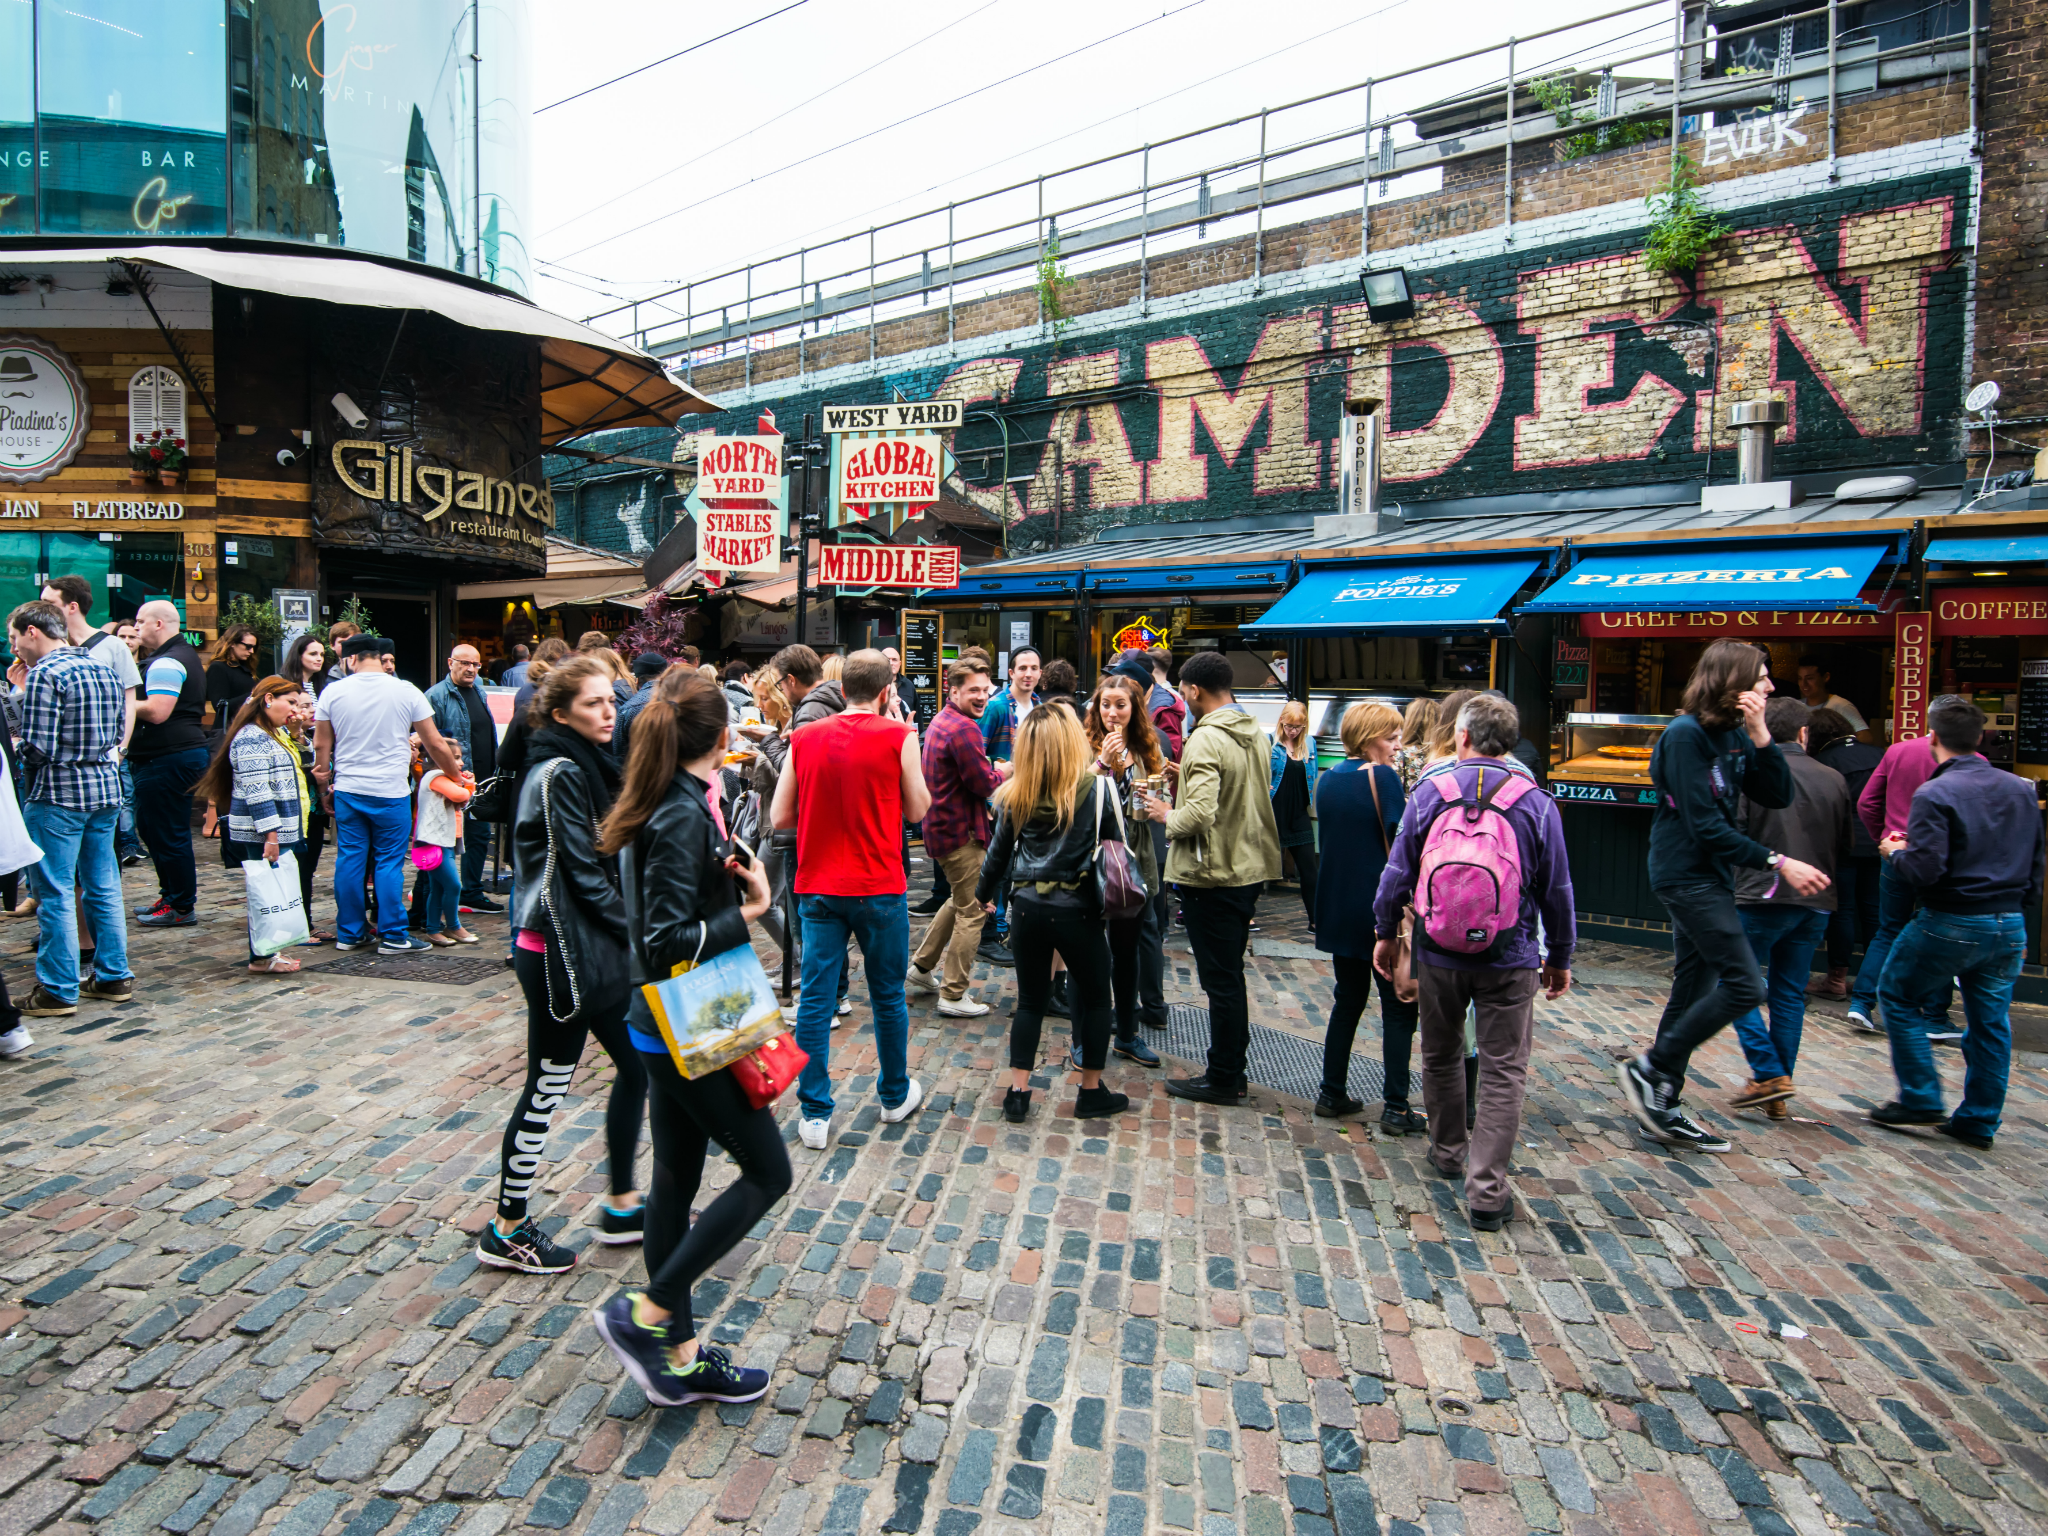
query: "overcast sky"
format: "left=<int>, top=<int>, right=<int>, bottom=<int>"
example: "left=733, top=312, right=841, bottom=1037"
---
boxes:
left=527, top=0, right=1677, bottom=340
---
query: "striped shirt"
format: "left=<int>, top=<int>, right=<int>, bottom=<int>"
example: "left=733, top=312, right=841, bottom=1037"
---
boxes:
left=19, top=646, right=124, bottom=811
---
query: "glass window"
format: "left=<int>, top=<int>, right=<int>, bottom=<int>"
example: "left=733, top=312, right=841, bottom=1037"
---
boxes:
left=475, top=0, right=529, bottom=294
left=36, top=0, right=230, bottom=235
left=0, top=0, right=31, bottom=236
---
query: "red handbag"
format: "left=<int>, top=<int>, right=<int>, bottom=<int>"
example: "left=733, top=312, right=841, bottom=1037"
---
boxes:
left=729, top=1032, right=808, bottom=1109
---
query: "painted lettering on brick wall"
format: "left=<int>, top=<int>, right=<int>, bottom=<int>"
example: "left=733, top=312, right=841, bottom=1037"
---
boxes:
left=689, top=173, right=1968, bottom=535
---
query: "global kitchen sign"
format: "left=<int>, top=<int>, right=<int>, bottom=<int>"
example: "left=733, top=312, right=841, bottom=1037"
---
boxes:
left=0, top=336, right=90, bottom=485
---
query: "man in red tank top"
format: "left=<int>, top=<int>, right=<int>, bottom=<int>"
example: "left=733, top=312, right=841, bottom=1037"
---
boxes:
left=771, top=650, right=933, bottom=1151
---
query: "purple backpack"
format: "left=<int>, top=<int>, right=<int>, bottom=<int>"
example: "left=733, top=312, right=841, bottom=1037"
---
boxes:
left=1416, top=767, right=1536, bottom=960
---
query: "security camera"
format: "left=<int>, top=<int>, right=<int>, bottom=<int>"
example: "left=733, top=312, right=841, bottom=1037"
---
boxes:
left=331, top=392, right=368, bottom=430
left=276, top=447, right=299, bottom=467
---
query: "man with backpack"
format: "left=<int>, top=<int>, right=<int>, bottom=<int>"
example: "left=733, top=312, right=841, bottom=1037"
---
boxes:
left=1373, top=693, right=1574, bottom=1230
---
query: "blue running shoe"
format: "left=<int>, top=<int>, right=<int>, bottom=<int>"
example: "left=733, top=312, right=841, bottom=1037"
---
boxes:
left=592, top=1293, right=768, bottom=1406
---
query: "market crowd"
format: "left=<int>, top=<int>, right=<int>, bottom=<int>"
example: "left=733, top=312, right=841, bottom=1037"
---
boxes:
left=0, top=573, right=2030, bottom=1409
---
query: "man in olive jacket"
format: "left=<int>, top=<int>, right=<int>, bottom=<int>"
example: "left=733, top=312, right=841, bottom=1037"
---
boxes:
left=1135, top=648, right=1282, bottom=1105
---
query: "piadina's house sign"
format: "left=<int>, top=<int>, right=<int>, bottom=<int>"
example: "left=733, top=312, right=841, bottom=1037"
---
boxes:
left=0, top=336, right=90, bottom=485
left=319, top=436, right=556, bottom=574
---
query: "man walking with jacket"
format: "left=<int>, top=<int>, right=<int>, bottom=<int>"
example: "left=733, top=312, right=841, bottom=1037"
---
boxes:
left=424, top=644, right=504, bottom=915
left=1725, top=696, right=1850, bottom=1118
left=1868, top=697, right=2042, bottom=1150
left=1373, top=694, right=1573, bottom=1229
left=1135, top=649, right=1281, bottom=1105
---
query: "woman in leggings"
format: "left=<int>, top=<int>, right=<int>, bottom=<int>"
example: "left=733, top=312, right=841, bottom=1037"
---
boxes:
left=476, top=656, right=648, bottom=1275
left=978, top=702, right=1133, bottom=1124
left=592, top=671, right=787, bottom=1406
left=1084, top=675, right=1165, bottom=1067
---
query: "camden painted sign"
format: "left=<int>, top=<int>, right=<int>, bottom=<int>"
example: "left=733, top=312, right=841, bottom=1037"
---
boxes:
left=0, top=336, right=90, bottom=485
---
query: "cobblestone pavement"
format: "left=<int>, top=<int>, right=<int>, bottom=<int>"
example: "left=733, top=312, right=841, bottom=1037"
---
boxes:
left=2, top=860, right=2048, bottom=1536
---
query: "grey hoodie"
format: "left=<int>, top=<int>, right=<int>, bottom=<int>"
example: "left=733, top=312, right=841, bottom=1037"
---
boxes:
left=791, top=679, right=847, bottom=734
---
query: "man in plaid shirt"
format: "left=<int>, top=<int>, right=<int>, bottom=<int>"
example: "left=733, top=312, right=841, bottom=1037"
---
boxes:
left=9, top=600, right=133, bottom=1019
left=907, top=658, right=1008, bottom=1014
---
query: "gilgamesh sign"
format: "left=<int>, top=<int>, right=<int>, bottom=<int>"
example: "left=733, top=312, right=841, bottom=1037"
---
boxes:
left=1892, top=611, right=1931, bottom=741
left=817, top=544, right=960, bottom=589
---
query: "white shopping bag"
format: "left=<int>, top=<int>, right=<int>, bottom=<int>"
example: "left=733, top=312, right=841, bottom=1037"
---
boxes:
left=245, top=852, right=310, bottom=955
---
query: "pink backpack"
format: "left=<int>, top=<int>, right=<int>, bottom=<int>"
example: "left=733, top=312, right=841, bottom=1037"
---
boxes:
left=1416, top=767, right=1536, bottom=960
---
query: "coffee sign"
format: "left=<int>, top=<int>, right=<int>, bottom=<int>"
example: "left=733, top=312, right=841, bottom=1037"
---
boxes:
left=0, top=336, right=90, bottom=485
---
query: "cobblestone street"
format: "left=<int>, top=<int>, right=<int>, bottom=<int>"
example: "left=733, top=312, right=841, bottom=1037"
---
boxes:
left=3, top=861, right=2048, bottom=1536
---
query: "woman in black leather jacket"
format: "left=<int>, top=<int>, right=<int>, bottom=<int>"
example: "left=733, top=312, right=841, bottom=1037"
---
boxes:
left=977, top=702, right=1133, bottom=1124
left=589, top=671, right=787, bottom=1408
left=477, top=656, right=648, bottom=1277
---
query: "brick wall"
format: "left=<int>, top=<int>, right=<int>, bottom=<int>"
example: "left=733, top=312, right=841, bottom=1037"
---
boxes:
left=1970, top=0, right=2045, bottom=468
left=571, top=84, right=1979, bottom=551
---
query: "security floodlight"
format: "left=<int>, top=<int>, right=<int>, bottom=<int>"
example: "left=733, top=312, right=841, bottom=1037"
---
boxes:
left=331, top=392, right=368, bottom=430
left=1358, top=267, right=1415, bottom=322
left=1966, top=380, right=2001, bottom=414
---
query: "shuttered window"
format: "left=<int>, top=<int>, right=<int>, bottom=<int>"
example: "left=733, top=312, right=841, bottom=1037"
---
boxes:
left=128, top=367, right=188, bottom=446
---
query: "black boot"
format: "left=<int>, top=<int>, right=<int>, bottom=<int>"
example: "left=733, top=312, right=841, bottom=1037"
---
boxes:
left=1046, top=973, right=1072, bottom=1018
left=1315, top=1089, right=1364, bottom=1118
left=1164, top=1073, right=1247, bottom=1106
left=912, top=886, right=948, bottom=915
left=1003, top=1087, right=1032, bottom=1123
left=1075, top=1083, right=1132, bottom=1118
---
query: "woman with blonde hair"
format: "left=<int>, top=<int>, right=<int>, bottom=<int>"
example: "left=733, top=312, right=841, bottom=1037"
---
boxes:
left=1312, top=701, right=1425, bottom=1128
left=1394, top=697, right=1438, bottom=791
left=977, top=702, right=1133, bottom=1123
left=821, top=652, right=844, bottom=683
left=1085, top=675, right=1167, bottom=1067
left=1268, top=700, right=1321, bottom=926
left=1426, top=689, right=1477, bottom=765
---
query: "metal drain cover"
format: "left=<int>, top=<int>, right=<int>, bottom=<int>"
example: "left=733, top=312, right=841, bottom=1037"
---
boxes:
left=317, top=953, right=509, bottom=986
left=1160, top=1003, right=1386, bottom=1104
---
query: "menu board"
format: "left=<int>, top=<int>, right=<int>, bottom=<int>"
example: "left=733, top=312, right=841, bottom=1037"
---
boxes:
left=2020, top=659, right=2048, bottom=765
left=901, top=609, right=941, bottom=729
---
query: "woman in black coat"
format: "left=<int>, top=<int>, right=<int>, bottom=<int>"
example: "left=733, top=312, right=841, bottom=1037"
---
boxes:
left=476, top=655, right=648, bottom=1276
left=590, top=671, right=786, bottom=1410
left=1313, top=701, right=1424, bottom=1130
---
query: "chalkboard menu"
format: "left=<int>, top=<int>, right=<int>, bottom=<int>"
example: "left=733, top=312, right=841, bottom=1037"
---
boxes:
left=901, top=609, right=941, bottom=729
left=1954, top=637, right=2016, bottom=687
left=1595, top=672, right=1634, bottom=713
left=2020, top=659, right=2048, bottom=764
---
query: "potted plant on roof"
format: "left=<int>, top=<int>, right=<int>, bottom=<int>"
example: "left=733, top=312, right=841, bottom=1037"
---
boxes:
left=138, top=429, right=188, bottom=490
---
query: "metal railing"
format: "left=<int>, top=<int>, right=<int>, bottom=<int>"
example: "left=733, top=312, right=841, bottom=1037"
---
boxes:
left=579, top=0, right=1980, bottom=392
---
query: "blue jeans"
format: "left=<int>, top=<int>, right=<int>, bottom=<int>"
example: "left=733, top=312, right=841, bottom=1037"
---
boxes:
left=415, top=850, right=461, bottom=934
left=1849, top=860, right=1952, bottom=1024
left=333, top=791, right=414, bottom=946
left=1879, top=909, right=2022, bottom=1139
left=794, top=892, right=911, bottom=1121
left=1730, top=904, right=1829, bottom=1080
left=116, top=760, right=140, bottom=859
left=23, top=801, right=130, bottom=1002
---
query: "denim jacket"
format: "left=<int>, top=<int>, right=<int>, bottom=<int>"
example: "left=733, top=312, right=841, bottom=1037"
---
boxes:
left=424, top=676, right=477, bottom=773
left=1268, top=739, right=1320, bottom=803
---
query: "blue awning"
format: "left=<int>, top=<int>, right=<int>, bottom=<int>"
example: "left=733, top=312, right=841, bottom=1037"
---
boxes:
left=1244, top=555, right=1541, bottom=634
left=1085, top=561, right=1289, bottom=596
left=1922, top=533, right=2048, bottom=565
left=1517, top=540, right=1890, bottom=612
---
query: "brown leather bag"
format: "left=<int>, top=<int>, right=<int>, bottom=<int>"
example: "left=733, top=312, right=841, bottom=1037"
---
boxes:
left=1367, top=765, right=1420, bottom=1004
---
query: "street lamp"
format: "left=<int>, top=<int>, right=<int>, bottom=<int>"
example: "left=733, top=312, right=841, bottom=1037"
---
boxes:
left=1358, top=267, right=1415, bottom=322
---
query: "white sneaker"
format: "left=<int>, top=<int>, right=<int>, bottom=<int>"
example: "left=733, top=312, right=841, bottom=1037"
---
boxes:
left=905, top=966, right=938, bottom=996
left=798, top=1118, right=830, bottom=1150
left=0, top=1025, right=31, bottom=1059
left=1845, top=1008, right=1879, bottom=1033
left=937, top=995, right=989, bottom=1018
left=879, top=1078, right=924, bottom=1124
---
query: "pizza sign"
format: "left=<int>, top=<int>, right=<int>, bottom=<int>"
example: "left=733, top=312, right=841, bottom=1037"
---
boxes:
left=0, top=336, right=91, bottom=485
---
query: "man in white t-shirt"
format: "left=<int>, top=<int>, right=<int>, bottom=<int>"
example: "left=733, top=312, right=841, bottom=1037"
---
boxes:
left=1795, top=656, right=1869, bottom=733
left=314, top=635, right=464, bottom=954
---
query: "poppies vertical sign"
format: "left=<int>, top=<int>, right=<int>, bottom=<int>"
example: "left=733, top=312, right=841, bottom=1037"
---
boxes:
left=688, top=433, right=786, bottom=577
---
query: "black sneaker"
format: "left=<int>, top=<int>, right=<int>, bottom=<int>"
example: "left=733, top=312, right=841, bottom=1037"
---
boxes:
left=1617, top=1055, right=1680, bottom=1137
left=21, top=986, right=75, bottom=1017
left=1937, top=1119, right=1994, bottom=1151
left=1657, top=1109, right=1733, bottom=1153
left=1163, top=1073, right=1247, bottom=1107
left=1869, top=1100, right=1947, bottom=1131
left=81, top=976, right=134, bottom=1002
left=1379, top=1104, right=1428, bottom=1136
left=911, top=891, right=948, bottom=915
left=1315, top=1091, right=1365, bottom=1119
left=1471, top=1195, right=1516, bottom=1232
left=378, top=934, right=436, bottom=956
left=976, top=939, right=1014, bottom=968
left=476, top=1217, right=577, bottom=1274
left=119, top=852, right=146, bottom=868
left=596, top=1204, right=645, bottom=1246
left=1074, top=1084, right=1132, bottom=1119
left=1003, top=1088, right=1031, bottom=1124
left=459, top=896, right=506, bottom=914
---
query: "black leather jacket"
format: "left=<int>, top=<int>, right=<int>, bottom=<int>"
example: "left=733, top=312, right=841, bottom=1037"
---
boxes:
left=511, top=745, right=629, bottom=1021
left=621, top=770, right=750, bottom=986
left=976, top=779, right=1122, bottom=906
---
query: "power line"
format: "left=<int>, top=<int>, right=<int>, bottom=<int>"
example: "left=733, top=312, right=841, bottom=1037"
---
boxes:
left=548, top=0, right=1209, bottom=264
left=534, top=0, right=812, bottom=114
left=539, top=0, right=1005, bottom=241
